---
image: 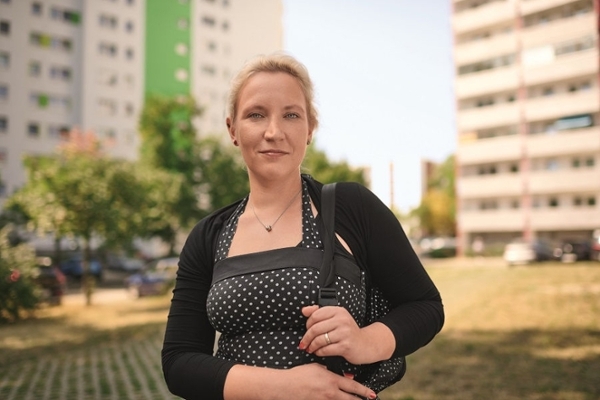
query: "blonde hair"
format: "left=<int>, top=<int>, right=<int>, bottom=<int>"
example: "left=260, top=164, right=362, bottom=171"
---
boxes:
left=227, top=53, right=319, bottom=132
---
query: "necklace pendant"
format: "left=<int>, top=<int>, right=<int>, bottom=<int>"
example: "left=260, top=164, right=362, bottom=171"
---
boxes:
left=265, top=225, right=272, bottom=232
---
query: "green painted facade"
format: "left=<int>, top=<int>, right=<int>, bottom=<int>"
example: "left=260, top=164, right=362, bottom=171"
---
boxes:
left=145, top=0, right=191, bottom=96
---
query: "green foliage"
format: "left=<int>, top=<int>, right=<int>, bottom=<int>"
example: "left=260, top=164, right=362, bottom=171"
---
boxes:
left=0, top=225, right=40, bottom=323
left=196, top=137, right=249, bottom=214
left=302, top=145, right=368, bottom=185
left=414, top=155, right=456, bottom=237
left=139, top=94, right=202, bottom=181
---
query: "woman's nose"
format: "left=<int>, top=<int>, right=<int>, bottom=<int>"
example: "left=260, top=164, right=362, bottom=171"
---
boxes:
left=264, top=118, right=283, bottom=140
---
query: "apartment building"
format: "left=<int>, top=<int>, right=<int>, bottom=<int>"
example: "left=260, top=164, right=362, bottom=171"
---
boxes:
left=0, top=0, right=282, bottom=203
left=452, top=0, right=600, bottom=253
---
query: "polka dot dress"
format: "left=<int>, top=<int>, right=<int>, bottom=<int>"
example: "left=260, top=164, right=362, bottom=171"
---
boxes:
left=207, top=180, right=366, bottom=375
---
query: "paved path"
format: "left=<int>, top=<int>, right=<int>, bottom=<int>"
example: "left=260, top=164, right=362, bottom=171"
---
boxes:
left=0, top=328, right=180, bottom=400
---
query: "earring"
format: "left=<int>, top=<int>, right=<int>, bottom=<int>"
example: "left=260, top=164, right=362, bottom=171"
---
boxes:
left=307, top=140, right=311, bottom=145
left=233, top=139, right=238, bottom=146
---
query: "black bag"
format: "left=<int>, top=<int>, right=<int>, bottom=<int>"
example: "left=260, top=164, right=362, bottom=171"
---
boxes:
left=318, top=183, right=406, bottom=393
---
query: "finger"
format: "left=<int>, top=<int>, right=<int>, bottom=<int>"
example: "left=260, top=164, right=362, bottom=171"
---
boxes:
left=338, top=378, right=377, bottom=400
left=301, top=305, right=319, bottom=318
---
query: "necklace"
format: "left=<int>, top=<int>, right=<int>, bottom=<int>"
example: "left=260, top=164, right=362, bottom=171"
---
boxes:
left=250, top=188, right=302, bottom=232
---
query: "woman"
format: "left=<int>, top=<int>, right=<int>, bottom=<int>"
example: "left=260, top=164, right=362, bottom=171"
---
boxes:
left=162, top=53, right=444, bottom=400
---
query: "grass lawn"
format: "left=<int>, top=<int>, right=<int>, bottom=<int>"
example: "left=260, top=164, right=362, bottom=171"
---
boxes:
left=380, top=259, right=600, bottom=400
left=1, top=258, right=599, bottom=399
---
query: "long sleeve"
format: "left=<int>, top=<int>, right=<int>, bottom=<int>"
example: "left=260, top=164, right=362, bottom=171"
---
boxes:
left=161, top=206, right=240, bottom=400
left=330, top=182, right=445, bottom=358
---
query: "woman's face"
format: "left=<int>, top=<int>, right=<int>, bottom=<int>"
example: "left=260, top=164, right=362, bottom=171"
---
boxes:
left=228, top=72, right=312, bottom=182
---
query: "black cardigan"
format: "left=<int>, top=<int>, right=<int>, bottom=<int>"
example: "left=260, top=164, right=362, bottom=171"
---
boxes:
left=162, top=175, right=444, bottom=400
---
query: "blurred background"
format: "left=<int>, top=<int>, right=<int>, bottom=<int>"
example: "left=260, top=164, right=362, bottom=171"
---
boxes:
left=0, top=0, right=599, bottom=399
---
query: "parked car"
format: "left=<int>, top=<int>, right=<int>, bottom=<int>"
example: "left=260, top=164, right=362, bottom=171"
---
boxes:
left=419, top=237, right=457, bottom=258
left=34, top=257, right=67, bottom=305
left=503, top=239, right=555, bottom=265
left=554, top=239, right=592, bottom=262
left=59, top=256, right=103, bottom=280
left=124, top=257, right=179, bottom=298
left=105, top=255, right=145, bottom=273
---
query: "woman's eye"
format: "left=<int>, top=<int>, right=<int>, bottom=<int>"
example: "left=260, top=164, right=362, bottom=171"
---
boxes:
left=248, top=113, right=263, bottom=119
left=285, top=113, right=299, bottom=119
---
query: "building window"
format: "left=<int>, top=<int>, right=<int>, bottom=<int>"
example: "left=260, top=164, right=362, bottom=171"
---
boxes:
left=0, top=20, right=10, bottom=35
left=222, top=20, right=229, bottom=31
left=125, top=48, right=134, bottom=60
left=50, top=7, right=81, bottom=25
left=201, top=64, right=216, bottom=75
left=175, top=69, right=189, bottom=82
left=548, top=197, right=559, bottom=207
left=201, top=16, right=216, bottom=26
left=0, top=116, right=7, bottom=132
left=555, top=35, right=595, bottom=57
left=29, top=61, right=42, bottom=77
left=49, top=65, right=72, bottom=81
left=175, top=43, right=188, bottom=56
left=0, top=52, right=8, bottom=69
left=124, top=103, right=134, bottom=116
left=31, top=2, right=43, bottom=15
left=30, top=32, right=72, bottom=52
left=585, top=157, right=595, bottom=167
left=125, top=20, right=134, bottom=32
left=48, top=125, right=70, bottom=139
left=0, top=149, right=6, bottom=166
left=458, top=53, right=516, bottom=75
left=0, top=85, right=8, bottom=101
left=99, top=14, right=118, bottom=29
left=573, top=197, right=582, bottom=206
left=28, top=123, right=41, bottom=138
left=588, top=197, right=597, bottom=206
left=510, top=200, right=520, bottom=209
left=98, top=98, right=117, bottom=116
left=97, top=69, right=118, bottom=86
left=126, top=0, right=135, bottom=5
left=510, top=163, right=519, bottom=173
left=99, top=42, right=118, bottom=57
left=545, top=159, right=559, bottom=171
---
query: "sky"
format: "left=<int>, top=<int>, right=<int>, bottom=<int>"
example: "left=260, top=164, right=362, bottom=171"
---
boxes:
left=282, top=0, right=456, bottom=211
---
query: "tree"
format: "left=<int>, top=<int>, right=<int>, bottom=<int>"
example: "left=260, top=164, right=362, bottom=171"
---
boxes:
left=0, top=225, right=39, bottom=323
left=302, top=145, right=368, bottom=185
left=195, top=137, right=249, bottom=215
left=138, top=94, right=205, bottom=236
left=7, top=131, right=149, bottom=305
left=414, top=155, right=456, bottom=237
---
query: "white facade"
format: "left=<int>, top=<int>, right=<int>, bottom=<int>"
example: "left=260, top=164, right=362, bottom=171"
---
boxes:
left=0, top=0, right=145, bottom=201
left=191, top=0, right=283, bottom=135
left=452, top=0, right=600, bottom=252
left=0, top=0, right=284, bottom=203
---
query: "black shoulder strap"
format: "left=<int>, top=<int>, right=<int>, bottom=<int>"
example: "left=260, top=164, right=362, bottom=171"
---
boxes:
left=319, top=183, right=337, bottom=289
left=317, top=183, right=345, bottom=376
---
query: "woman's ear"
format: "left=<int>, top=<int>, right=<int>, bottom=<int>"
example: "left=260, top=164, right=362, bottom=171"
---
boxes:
left=226, top=117, right=237, bottom=145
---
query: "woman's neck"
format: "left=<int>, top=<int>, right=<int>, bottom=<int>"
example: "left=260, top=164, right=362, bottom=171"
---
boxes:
left=247, top=174, right=303, bottom=209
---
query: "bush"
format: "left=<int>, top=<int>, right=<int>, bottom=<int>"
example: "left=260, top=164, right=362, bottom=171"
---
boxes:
left=0, top=225, right=40, bottom=323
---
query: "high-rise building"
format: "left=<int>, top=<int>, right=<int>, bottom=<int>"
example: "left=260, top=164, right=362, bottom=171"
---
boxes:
left=0, top=0, right=282, bottom=203
left=452, top=0, right=600, bottom=253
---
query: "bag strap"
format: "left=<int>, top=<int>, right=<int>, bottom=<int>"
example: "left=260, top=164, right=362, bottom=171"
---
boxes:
left=317, top=183, right=345, bottom=376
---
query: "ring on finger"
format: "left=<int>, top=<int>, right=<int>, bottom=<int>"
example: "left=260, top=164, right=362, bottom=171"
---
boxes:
left=324, top=332, right=332, bottom=345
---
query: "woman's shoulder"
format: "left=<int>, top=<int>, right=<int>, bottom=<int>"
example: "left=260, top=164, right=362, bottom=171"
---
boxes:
left=187, top=199, right=245, bottom=240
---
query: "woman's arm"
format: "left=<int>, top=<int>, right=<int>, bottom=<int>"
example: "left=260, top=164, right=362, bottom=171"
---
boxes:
left=337, top=183, right=445, bottom=358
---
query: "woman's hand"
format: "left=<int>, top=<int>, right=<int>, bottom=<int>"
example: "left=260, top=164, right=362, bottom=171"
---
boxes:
left=299, top=305, right=395, bottom=365
left=284, top=363, right=376, bottom=400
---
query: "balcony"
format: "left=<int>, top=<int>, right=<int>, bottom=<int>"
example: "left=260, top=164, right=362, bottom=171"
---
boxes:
left=528, top=168, right=600, bottom=194
left=458, top=102, right=520, bottom=131
left=523, top=50, right=599, bottom=87
left=458, top=135, right=522, bottom=165
left=454, top=33, right=517, bottom=66
left=525, top=90, right=600, bottom=123
left=459, top=209, right=527, bottom=232
left=522, top=13, right=595, bottom=48
left=453, top=1, right=514, bottom=35
left=455, top=66, right=519, bottom=99
left=521, top=0, right=585, bottom=16
left=530, top=208, right=600, bottom=231
left=458, top=173, right=523, bottom=199
left=526, top=127, right=600, bottom=158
